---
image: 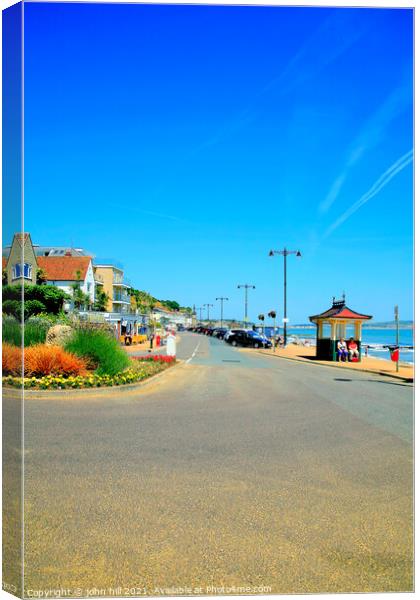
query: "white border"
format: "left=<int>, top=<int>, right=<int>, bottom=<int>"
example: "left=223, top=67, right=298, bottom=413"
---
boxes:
left=0, top=2, right=416, bottom=600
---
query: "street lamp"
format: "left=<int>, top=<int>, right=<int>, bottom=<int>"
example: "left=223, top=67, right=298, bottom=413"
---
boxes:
left=216, top=297, right=229, bottom=328
left=204, top=303, right=214, bottom=322
left=268, top=248, right=301, bottom=347
left=237, top=284, right=255, bottom=325
left=197, top=306, right=205, bottom=323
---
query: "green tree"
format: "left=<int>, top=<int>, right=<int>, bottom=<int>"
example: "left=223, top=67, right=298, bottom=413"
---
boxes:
left=129, top=288, right=157, bottom=315
left=161, top=300, right=180, bottom=311
left=36, top=267, right=47, bottom=285
left=93, top=289, right=110, bottom=312
left=71, top=271, right=90, bottom=310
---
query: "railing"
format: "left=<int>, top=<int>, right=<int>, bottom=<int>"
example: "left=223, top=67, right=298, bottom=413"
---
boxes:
left=113, top=276, right=131, bottom=287
left=113, top=293, right=131, bottom=303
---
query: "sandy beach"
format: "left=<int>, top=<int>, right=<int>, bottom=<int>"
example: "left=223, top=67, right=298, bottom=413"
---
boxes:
left=258, top=344, right=414, bottom=381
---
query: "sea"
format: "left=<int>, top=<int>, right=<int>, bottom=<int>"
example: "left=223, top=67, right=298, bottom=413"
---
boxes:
left=259, top=326, right=414, bottom=364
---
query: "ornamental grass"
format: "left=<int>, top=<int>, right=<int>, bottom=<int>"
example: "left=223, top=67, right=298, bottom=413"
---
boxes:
left=65, top=329, right=130, bottom=375
left=2, top=343, right=22, bottom=376
left=24, top=345, right=88, bottom=377
left=2, top=343, right=87, bottom=377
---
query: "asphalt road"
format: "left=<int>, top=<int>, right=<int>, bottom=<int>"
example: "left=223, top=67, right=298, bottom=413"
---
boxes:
left=6, top=332, right=413, bottom=595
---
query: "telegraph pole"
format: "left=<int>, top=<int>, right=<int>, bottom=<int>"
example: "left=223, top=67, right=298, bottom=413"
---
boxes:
left=216, top=297, right=229, bottom=328
left=204, top=303, right=214, bottom=323
left=237, top=284, right=255, bottom=325
left=269, top=248, right=301, bottom=347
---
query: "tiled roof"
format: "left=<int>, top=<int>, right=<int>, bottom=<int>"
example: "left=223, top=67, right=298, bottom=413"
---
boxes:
left=37, top=256, right=92, bottom=281
left=2, top=257, right=7, bottom=270
left=309, top=300, right=372, bottom=321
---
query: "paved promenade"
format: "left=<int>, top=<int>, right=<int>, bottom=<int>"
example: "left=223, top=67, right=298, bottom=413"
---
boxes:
left=7, top=332, right=413, bottom=595
left=258, top=344, right=414, bottom=382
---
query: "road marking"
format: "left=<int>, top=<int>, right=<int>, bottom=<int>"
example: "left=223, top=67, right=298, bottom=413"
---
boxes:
left=186, top=342, right=201, bottom=364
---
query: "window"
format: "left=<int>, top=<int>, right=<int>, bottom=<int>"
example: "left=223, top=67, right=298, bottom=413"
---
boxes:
left=12, top=263, right=21, bottom=279
left=12, top=263, right=32, bottom=280
left=23, top=263, right=32, bottom=279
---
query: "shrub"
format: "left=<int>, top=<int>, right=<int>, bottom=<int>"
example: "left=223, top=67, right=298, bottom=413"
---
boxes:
left=3, top=284, right=69, bottom=314
left=24, top=345, right=87, bottom=377
left=24, top=299, right=46, bottom=319
left=2, top=285, right=21, bottom=301
left=26, top=312, right=70, bottom=329
left=2, top=316, right=22, bottom=346
left=3, top=300, right=22, bottom=320
left=26, top=285, right=69, bottom=314
left=65, top=329, right=130, bottom=375
left=2, top=343, right=22, bottom=376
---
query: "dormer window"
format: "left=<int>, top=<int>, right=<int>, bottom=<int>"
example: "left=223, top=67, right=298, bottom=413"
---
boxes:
left=12, top=262, right=32, bottom=280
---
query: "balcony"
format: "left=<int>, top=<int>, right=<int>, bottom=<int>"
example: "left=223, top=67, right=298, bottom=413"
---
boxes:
left=113, top=292, right=131, bottom=304
left=113, top=276, right=131, bottom=288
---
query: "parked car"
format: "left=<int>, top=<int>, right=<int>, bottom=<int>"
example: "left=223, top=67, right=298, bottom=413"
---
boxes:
left=226, top=330, right=272, bottom=348
left=224, top=328, right=248, bottom=342
left=212, top=327, right=228, bottom=339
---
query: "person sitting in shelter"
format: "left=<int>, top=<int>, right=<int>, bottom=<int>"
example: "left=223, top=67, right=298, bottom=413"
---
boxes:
left=337, top=338, right=348, bottom=362
left=348, top=337, right=359, bottom=360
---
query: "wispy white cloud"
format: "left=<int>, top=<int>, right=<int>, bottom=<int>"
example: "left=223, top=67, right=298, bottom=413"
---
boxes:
left=323, top=149, right=413, bottom=238
left=105, top=201, right=191, bottom=224
left=319, top=81, right=412, bottom=214
left=188, top=9, right=367, bottom=156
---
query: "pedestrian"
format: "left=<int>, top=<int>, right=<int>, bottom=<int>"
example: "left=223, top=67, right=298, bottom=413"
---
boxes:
left=348, top=337, right=359, bottom=361
left=148, top=332, right=155, bottom=352
left=337, top=338, right=348, bottom=362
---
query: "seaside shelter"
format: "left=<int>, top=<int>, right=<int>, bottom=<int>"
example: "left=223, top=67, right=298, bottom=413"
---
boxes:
left=309, top=297, right=372, bottom=361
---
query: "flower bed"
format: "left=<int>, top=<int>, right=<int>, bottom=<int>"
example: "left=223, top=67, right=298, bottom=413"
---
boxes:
left=132, top=355, right=176, bottom=363
left=3, top=359, right=175, bottom=390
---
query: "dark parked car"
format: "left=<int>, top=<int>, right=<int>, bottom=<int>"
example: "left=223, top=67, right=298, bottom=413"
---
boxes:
left=212, top=327, right=228, bottom=339
left=226, top=330, right=272, bottom=348
left=224, top=328, right=247, bottom=342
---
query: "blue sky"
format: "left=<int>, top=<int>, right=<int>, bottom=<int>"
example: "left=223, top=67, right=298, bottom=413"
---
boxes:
left=19, top=2, right=413, bottom=322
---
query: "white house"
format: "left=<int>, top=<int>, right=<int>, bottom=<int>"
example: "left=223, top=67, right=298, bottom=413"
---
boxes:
left=37, top=255, right=96, bottom=305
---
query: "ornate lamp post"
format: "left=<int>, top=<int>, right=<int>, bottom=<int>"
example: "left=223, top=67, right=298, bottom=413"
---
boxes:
left=268, top=248, right=301, bottom=347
